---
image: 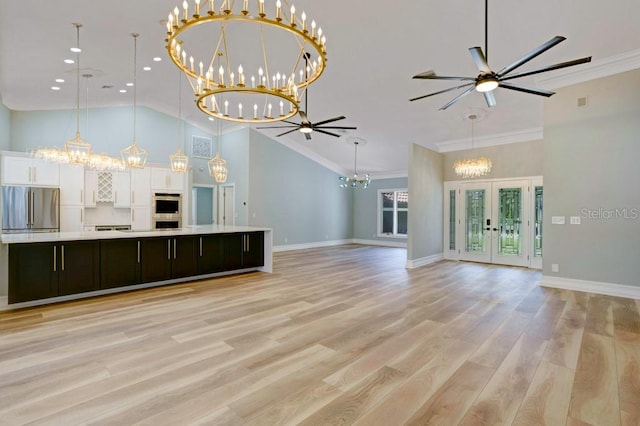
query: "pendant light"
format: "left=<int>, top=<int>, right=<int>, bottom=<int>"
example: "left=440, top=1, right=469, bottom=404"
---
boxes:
left=453, top=113, right=492, bottom=178
left=208, top=118, right=228, bottom=183
left=64, top=23, right=92, bottom=164
left=170, top=71, right=188, bottom=173
left=339, top=137, right=371, bottom=189
left=121, top=33, right=148, bottom=169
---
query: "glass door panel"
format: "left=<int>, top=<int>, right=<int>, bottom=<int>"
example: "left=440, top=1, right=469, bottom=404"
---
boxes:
left=491, top=180, right=530, bottom=267
left=460, top=182, right=492, bottom=263
left=530, top=178, right=543, bottom=269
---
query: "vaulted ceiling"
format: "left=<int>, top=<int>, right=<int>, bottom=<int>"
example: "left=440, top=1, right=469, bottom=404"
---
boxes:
left=1, top=0, right=639, bottom=176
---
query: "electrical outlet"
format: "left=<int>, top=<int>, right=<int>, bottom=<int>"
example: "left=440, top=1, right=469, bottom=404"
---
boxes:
left=552, top=263, right=559, bottom=273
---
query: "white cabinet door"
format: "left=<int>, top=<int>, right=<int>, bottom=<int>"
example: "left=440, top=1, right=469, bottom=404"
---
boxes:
left=131, top=206, right=151, bottom=231
left=60, top=206, right=84, bottom=232
left=84, top=170, right=98, bottom=207
left=151, top=167, right=184, bottom=192
left=112, top=171, right=131, bottom=208
left=131, top=168, right=151, bottom=207
left=59, top=164, right=85, bottom=205
left=1, top=155, right=59, bottom=186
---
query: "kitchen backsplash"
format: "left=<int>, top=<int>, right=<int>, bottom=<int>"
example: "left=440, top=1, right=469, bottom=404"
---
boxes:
left=84, top=204, right=131, bottom=226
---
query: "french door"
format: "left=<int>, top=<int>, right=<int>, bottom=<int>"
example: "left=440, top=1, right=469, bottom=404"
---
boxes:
left=445, top=178, right=542, bottom=268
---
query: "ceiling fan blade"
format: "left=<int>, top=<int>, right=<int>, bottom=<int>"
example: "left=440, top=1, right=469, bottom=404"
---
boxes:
left=499, top=81, right=555, bottom=97
left=483, top=90, right=496, bottom=108
left=281, top=119, right=302, bottom=126
left=409, top=82, right=474, bottom=102
left=276, top=128, right=301, bottom=137
left=439, top=86, right=476, bottom=110
left=312, top=116, right=346, bottom=126
left=500, top=56, right=592, bottom=81
left=304, top=132, right=312, bottom=141
left=496, top=36, right=566, bottom=77
left=316, top=126, right=358, bottom=130
left=469, top=47, right=491, bottom=73
left=313, top=129, right=342, bottom=138
left=413, top=71, right=475, bottom=81
left=256, top=125, right=299, bottom=129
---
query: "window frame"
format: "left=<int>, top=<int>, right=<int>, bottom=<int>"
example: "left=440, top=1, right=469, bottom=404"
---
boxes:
left=377, top=188, right=408, bottom=238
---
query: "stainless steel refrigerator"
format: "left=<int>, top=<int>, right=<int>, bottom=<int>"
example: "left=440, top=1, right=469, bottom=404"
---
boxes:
left=2, top=186, right=60, bottom=233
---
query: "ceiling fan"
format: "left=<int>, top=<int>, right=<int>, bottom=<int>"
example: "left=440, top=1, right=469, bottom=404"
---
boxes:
left=257, top=54, right=357, bottom=140
left=410, top=0, right=592, bottom=110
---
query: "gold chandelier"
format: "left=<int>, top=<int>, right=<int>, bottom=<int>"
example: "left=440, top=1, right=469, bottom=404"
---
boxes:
left=453, top=113, right=492, bottom=179
left=121, top=33, right=148, bottom=168
left=164, top=0, right=328, bottom=124
left=170, top=72, right=189, bottom=173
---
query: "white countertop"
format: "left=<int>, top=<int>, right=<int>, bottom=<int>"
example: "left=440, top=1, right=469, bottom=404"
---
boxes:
left=1, top=225, right=272, bottom=244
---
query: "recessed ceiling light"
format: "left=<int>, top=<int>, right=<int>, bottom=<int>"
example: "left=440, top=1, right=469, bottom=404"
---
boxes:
left=153, top=57, right=162, bottom=62
left=126, top=82, right=134, bottom=87
left=70, top=47, right=82, bottom=53
left=51, top=86, right=61, bottom=91
left=64, top=59, right=75, bottom=64
left=143, top=66, right=151, bottom=71
left=55, top=78, right=65, bottom=83
left=120, top=89, right=127, bottom=93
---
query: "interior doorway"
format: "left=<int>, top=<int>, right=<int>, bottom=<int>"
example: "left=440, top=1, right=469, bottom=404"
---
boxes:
left=219, top=184, right=235, bottom=226
left=191, top=185, right=217, bottom=225
left=444, top=177, right=543, bottom=268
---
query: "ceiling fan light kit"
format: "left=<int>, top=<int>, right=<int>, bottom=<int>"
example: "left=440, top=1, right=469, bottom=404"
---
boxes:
left=410, top=0, right=592, bottom=110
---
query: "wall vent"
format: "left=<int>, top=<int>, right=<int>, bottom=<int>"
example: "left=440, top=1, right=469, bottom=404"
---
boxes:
left=577, top=96, right=588, bottom=107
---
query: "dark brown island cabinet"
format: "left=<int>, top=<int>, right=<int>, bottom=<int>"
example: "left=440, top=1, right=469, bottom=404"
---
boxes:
left=8, top=232, right=265, bottom=304
left=9, top=240, right=100, bottom=303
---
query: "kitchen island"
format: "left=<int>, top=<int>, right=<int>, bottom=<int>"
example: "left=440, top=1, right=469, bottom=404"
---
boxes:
left=0, top=225, right=272, bottom=309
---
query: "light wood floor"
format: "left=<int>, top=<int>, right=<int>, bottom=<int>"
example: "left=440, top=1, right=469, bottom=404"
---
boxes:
left=1, top=245, right=639, bottom=426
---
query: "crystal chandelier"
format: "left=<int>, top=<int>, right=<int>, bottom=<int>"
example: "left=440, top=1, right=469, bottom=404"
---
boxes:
left=339, top=137, right=371, bottom=189
left=170, top=72, right=189, bottom=173
left=121, top=33, right=148, bottom=169
left=164, top=0, right=328, bottom=124
left=208, top=119, right=228, bottom=182
left=453, top=113, right=492, bottom=179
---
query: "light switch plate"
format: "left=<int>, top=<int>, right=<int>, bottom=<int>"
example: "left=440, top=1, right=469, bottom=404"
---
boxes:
left=570, top=216, right=581, bottom=225
left=551, top=216, right=565, bottom=225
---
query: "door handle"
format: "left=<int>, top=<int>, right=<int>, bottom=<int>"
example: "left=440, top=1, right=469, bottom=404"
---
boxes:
left=173, top=239, right=177, bottom=259
left=31, top=192, right=35, bottom=226
left=80, top=189, right=83, bottom=203
left=199, top=237, right=203, bottom=257
left=167, top=239, right=171, bottom=260
left=61, top=245, right=65, bottom=271
left=137, top=241, right=141, bottom=263
left=53, top=246, right=57, bottom=272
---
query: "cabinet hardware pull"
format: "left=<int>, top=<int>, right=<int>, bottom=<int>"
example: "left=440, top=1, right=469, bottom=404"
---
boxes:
left=173, top=239, right=177, bottom=259
left=132, top=191, right=135, bottom=204
left=199, top=237, right=203, bottom=256
left=81, top=209, right=83, bottom=223
left=80, top=189, right=83, bottom=203
left=137, top=241, right=141, bottom=263
left=132, top=209, right=135, bottom=222
left=167, top=240, right=171, bottom=260
left=92, top=190, right=96, bottom=204
left=61, top=245, right=65, bottom=271
left=115, top=191, right=118, bottom=204
left=53, top=246, right=57, bottom=272
left=33, top=167, right=37, bottom=182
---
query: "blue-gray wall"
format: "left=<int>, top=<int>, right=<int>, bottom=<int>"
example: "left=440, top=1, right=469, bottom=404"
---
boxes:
left=543, top=68, right=640, bottom=287
left=248, top=129, right=353, bottom=246
left=0, top=96, right=9, bottom=151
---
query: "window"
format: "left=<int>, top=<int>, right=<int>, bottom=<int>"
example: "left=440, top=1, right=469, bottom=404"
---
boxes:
left=378, top=189, right=408, bottom=237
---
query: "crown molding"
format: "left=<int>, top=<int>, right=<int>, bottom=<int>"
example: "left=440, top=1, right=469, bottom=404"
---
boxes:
left=433, top=127, right=544, bottom=153
left=537, top=49, right=640, bottom=90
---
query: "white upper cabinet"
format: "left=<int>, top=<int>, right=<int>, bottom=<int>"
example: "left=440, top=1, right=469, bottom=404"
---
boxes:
left=84, top=170, right=98, bottom=207
left=59, top=164, right=85, bottom=205
left=131, top=168, right=151, bottom=207
left=112, top=171, right=131, bottom=209
left=151, top=167, right=185, bottom=192
left=1, top=155, right=60, bottom=186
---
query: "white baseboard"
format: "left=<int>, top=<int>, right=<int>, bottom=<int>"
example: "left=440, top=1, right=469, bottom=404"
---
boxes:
left=541, top=275, right=640, bottom=300
left=273, top=239, right=354, bottom=252
left=352, top=239, right=407, bottom=248
left=406, top=253, right=444, bottom=269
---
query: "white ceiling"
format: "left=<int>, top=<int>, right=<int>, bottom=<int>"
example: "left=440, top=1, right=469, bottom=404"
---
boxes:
left=1, top=0, right=639, bottom=176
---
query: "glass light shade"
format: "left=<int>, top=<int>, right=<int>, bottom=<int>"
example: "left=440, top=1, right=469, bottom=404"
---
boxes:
left=34, top=147, right=69, bottom=164
left=476, top=78, right=499, bottom=92
left=454, top=157, right=493, bottom=178
left=87, top=153, right=126, bottom=172
left=208, top=153, right=228, bottom=183
left=338, top=173, right=371, bottom=189
left=299, top=126, right=313, bottom=134
left=65, top=133, right=92, bottom=165
left=121, top=142, right=148, bottom=169
left=170, top=149, right=189, bottom=173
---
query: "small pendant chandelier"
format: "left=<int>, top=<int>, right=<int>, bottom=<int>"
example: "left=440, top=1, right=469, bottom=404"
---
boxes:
left=454, top=113, right=492, bottom=179
left=170, top=72, right=189, bottom=173
left=121, top=33, right=148, bottom=169
left=339, top=137, right=371, bottom=189
left=64, top=23, right=92, bottom=165
left=208, top=118, right=228, bottom=183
